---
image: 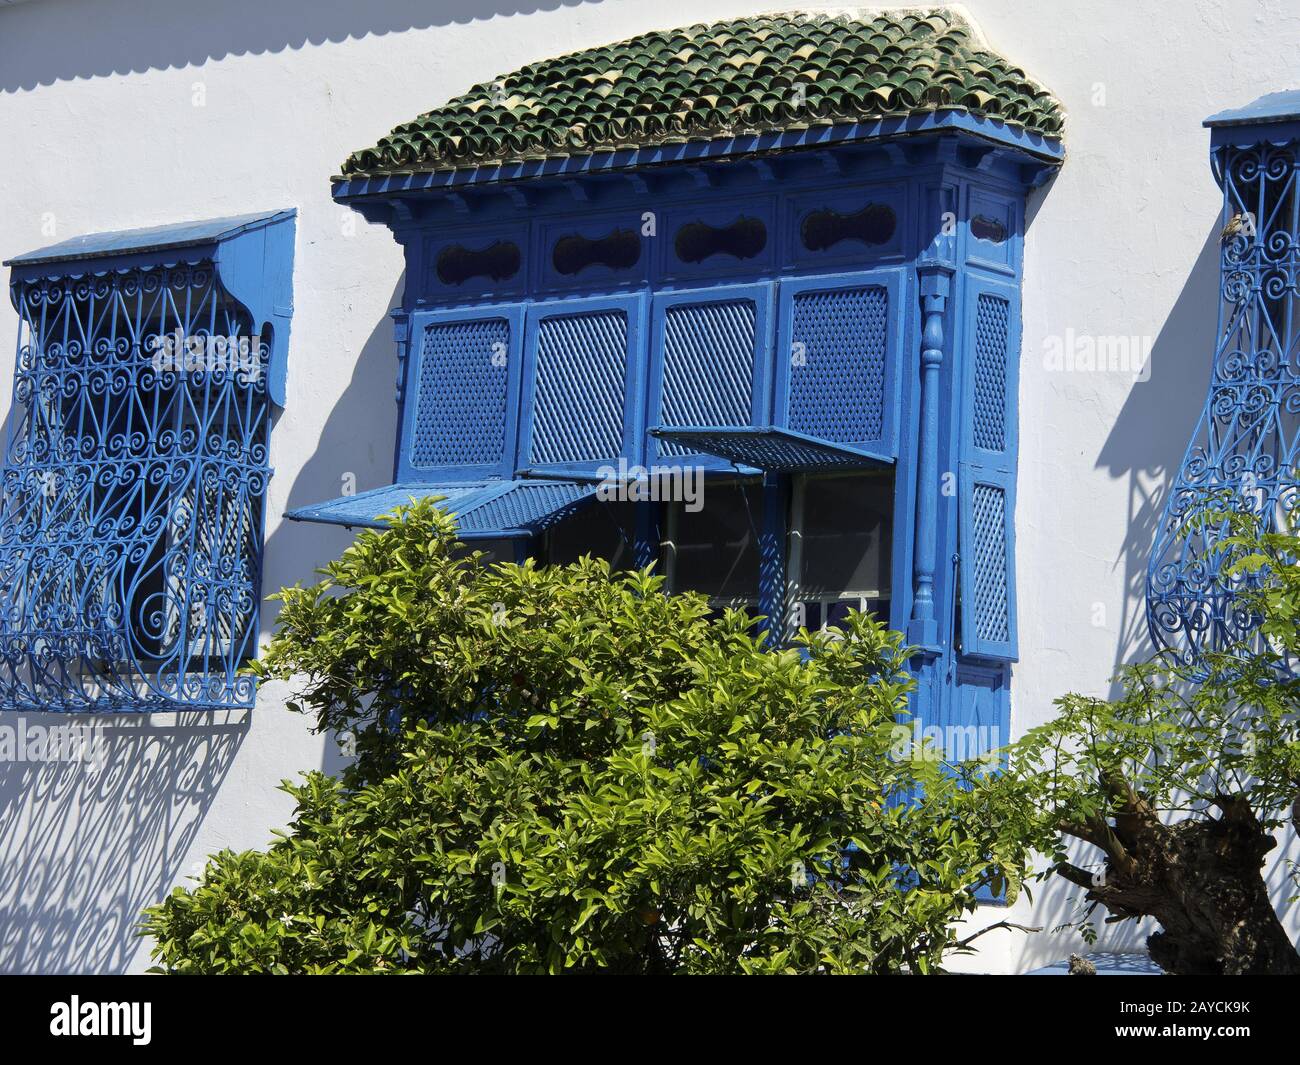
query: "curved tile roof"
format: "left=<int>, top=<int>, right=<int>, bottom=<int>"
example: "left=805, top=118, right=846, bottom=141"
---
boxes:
left=341, top=8, right=1063, bottom=178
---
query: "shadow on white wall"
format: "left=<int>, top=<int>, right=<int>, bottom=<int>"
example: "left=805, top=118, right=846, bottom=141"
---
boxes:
left=0, top=0, right=601, bottom=92
left=1097, top=225, right=1222, bottom=677
left=0, top=711, right=247, bottom=973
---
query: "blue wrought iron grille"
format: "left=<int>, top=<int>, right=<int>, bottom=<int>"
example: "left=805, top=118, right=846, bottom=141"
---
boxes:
left=1148, top=136, right=1300, bottom=670
left=0, top=264, right=270, bottom=711
left=969, top=483, right=1011, bottom=645
left=657, top=299, right=756, bottom=457
left=529, top=309, right=627, bottom=465
left=410, top=317, right=510, bottom=469
left=972, top=294, right=1009, bottom=452
left=788, top=285, right=888, bottom=443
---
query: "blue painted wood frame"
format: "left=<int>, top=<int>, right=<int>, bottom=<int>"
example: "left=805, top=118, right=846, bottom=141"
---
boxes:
left=518, top=293, right=648, bottom=478
left=395, top=302, right=526, bottom=483
left=535, top=214, right=649, bottom=294
left=781, top=183, right=910, bottom=271
left=645, top=281, right=775, bottom=471
left=964, top=187, right=1020, bottom=277
left=319, top=129, right=1055, bottom=768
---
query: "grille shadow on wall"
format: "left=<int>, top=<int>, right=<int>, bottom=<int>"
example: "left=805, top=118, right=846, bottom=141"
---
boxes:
left=0, top=711, right=247, bottom=973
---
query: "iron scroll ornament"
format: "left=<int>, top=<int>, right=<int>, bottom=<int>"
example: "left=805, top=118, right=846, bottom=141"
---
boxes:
left=0, top=264, right=269, bottom=711
left=1147, top=142, right=1300, bottom=671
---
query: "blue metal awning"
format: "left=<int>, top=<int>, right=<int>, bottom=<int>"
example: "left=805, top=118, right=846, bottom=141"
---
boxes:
left=285, top=479, right=598, bottom=539
left=1204, top=90, right=1300, bottom=127
left=4, top=211, right=296, bottom=266
left=5, top=210, right=297, bottom=407
left=649, top=426, right=893, bottom=472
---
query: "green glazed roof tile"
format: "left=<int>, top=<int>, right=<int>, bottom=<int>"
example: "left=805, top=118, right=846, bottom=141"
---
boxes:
left=341, top=8, right=1062, bottom=177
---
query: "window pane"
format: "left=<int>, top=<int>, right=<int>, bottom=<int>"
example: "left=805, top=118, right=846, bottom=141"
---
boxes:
left=668, top=481, right=761, bottom=603
left=543, top=501, right=636, bottom=570
left=798, top=474, right=892, bottom=599
left=453, top=539, right=516, bottom=565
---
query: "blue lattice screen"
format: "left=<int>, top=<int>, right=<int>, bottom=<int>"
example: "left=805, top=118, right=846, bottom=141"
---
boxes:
left=657, top=299, right=757, bottom=457
left=972, top=294, right=1009, bottom=452
left=959, top=285, right=1018, bottom=661
left=788, top=285, right=888, bottom=444
left=529, top=309, right=627, bottom=465
left=969, top=483, right=1010, bottom=644
left=456, top=481, right=594, bottom=535
left=410, top=317, right=510, bottom=469
left=0, top=265, right=269, bottom=710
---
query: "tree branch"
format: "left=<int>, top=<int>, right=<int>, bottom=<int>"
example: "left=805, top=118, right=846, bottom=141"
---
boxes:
left=952, top=920, right=1043, bottom=951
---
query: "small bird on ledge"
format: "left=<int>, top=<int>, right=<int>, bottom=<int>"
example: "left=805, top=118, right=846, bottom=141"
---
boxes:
left=1220, top=211, right=1253, bottom=244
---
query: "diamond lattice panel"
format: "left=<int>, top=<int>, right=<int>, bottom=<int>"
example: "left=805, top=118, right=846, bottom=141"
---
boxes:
left=971, top=483, right=1010, bottom=644
left=658, top=300, right=757, bottom=457
left=973, top=294, right=1009, bottom=453
left=788, top=286, right=888, bottom=444
left=411, top=318, right=510, bottom=469
left=530, top=310, right=627, bottom=465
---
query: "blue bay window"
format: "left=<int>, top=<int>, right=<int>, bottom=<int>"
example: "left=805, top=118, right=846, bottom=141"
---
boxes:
left=0, top=211, right=295, bottom=712
left=288, top=10, right=1064, bottom=741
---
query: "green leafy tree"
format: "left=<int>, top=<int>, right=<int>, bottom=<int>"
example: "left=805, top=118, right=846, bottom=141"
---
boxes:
left=995, top=503, right=1300, bottom=975
left=142, top=500, right=1025, bottom=974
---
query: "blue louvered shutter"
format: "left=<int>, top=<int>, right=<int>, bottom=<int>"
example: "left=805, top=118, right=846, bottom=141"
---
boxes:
left=775, top=270, right=904, bottom=458
left=520, top=295, right=642, bottom=474
left=649, top=284, right=773, bottom=467
left=398, top=305, right=524, bottom=481
left=958, top=279, right=1020, bottom=661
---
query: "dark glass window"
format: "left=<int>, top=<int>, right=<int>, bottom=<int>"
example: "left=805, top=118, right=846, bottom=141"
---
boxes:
left=791, top=473, right=892, bottom=630
left=552, top=229, right=641, bottom=276
left=970, top=215, right=1008, bottom=244
left=543, top=500, right=636, bottom=571
left=801, top=203, right=897, bottom=251
left=665, top=481, right=761, bottom=606
left=453, top=539, right=516, bottom=565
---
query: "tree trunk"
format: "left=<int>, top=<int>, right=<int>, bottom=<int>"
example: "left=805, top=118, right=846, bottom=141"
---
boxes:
left=1058, top=786, right=1300, bottom=975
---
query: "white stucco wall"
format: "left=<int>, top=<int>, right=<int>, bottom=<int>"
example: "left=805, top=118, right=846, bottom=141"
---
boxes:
left=0, top=0, right=1297, bottom=974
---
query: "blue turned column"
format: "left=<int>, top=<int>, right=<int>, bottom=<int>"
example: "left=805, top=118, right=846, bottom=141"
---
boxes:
left=389, top=308, right=411, bottom=479
left=909, top=265, right=952, bottom=651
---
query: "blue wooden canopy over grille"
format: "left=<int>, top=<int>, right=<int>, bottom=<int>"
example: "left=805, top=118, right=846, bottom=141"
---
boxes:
left=5, top=212, right=296, bottom=406
left=286, top=479, right=598, bottom=538
left=0, top=211, right=295, bottom=713
left=649, top=426, right=892, bottom=472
